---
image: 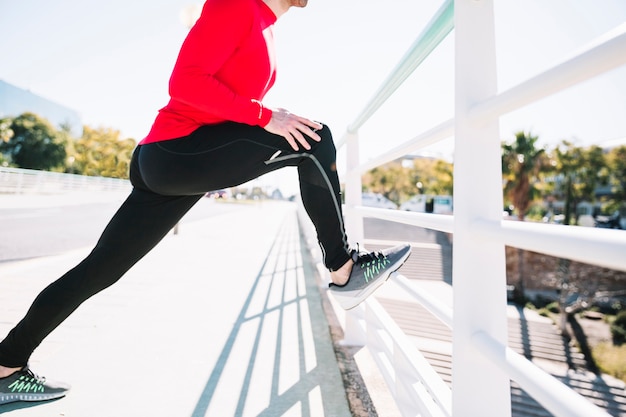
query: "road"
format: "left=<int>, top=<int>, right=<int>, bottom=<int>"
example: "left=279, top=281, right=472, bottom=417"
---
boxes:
left=0, top=193, right=438, bottom=264
left=0, top=197, right=247, bottom=263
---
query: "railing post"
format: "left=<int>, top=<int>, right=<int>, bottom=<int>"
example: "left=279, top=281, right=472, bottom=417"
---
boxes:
left=342, top=304, right=366, bottom=347
left=342, top=130, right=366, bottom=346
left=344, top=130, right=364, bottom=244
left=453, top=1, right=511, bottom=417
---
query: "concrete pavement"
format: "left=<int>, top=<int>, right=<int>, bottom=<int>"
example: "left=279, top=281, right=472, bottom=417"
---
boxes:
left=0, top=199, right=353, bottom=417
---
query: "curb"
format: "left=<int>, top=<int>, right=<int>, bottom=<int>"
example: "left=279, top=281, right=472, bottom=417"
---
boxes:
left=296, top=204, right=379, bottom=417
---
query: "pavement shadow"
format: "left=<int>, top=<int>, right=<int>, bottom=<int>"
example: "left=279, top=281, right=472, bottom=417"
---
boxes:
left=434, top=230, right=453, bottom=285
left=190, top=213, right=348, bottom=417
left=567, top=313, right=600, bottom=373
left=514, top=305, right=534, bottom=361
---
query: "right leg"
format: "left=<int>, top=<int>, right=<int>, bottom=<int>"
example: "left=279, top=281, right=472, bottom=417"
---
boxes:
left=137, top=122, right=353, bottom=270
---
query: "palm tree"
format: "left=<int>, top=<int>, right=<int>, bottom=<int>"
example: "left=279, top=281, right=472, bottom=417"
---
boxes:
left=502, top=131, right=548, bottom=300
left=502, top=131, right=547, bottom=220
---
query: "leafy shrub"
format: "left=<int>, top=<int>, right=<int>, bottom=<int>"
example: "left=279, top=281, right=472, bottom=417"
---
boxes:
left=611, top=310, right=626, bottom=345
left=529, top=294, right=557, bottom=309
left=546, top=302, right=560, bottom=314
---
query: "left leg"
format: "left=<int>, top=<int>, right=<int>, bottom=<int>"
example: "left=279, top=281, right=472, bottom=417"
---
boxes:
left=0, top=187, right=202, bottom=368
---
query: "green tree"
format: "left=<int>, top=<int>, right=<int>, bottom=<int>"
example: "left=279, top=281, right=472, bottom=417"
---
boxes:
left=553, top=141, right=607, bottom=225
left=552, top=141, right=607, bottom=333
left=362, top=157, right=454, bottom=205
left=70, top=126, right=136, bottom=179
left=409, top=158, right=454, bottom=196
left=363, top=164, right=413, bottom=205
left=606, top=145, right=626, bottom=210
left=0, top=117, right=13, bottom=167
left=0, top=112, right=66, bottom=170
left=502, top=131, right=549, bottom=301
left=501, top=131, right=548, bottom=221
left=431, top=159, right=454, bottom=195
left=57, top=123, right=77, bottom=173
left=0, top=117, right=12, bottom=142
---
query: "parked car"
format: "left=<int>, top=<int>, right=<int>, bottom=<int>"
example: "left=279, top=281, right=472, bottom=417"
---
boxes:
left=595, top=211, right=623, bottom=229
left=400, top=194, right=453, bottom=214
left=205, top=189, right=230, bottom=199
left=361, top=193, right=397, bottom=209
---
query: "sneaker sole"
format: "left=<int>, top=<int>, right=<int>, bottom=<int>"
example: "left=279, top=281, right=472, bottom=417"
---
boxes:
left=0, top=392, right=67, bottom=405
left=331, top=246, right=411, bottom=310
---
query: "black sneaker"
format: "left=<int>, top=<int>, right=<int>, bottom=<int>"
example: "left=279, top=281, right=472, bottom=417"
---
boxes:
left=0, top=367, right=70, bottom=405
left=329, top=243, right=411, bottom=310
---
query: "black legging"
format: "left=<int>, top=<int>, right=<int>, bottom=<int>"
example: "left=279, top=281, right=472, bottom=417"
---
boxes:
left=0, top=122, right=350, bottom=367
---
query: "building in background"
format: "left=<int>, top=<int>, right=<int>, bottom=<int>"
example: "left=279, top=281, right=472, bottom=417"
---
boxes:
left=0, top=79, right=82, bottom=137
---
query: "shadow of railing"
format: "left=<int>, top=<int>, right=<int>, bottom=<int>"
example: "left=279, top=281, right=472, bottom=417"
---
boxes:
left=191, top=212, right=348, bottom=417
left=515, top=306, right=534, bottom=362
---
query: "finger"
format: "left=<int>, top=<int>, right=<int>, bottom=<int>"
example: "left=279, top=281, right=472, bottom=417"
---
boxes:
left=309, top=120, right=323, bottom=131
left=301, top=126, right=321, bottom=142
left=292, top=129, right=311, bottom=150
left=285, top=134, right=299, bottom=151
left=292, top=120, right=321, bottom=142
left=298, top=116, right=323, bottom=131
left=288, top=113, right=321, bottom=129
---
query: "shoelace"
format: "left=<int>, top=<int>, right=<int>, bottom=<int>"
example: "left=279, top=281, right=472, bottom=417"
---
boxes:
left=350, top=243, right=385, bottom=265
left=7, top=369, right=46, bottom=393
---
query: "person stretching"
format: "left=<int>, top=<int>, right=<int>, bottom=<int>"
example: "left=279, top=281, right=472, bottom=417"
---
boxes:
left=0, top=0, right=411, bottom=404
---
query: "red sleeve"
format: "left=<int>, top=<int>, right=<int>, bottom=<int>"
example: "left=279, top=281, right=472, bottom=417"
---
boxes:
left=168, top=0, right=272, bottom=126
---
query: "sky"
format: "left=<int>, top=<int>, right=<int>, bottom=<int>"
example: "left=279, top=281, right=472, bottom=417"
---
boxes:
left=1, top=0, right=625, bottom=194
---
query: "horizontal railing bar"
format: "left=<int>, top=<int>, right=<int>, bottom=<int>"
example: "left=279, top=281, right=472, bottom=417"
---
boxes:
left=366, top=298, right=452, bottom=417
left=355, top=206, right=454, bottom=233
left=396, top=377, right=448, bottom=417
left=468, top=22, right=626, bottom=125
left=357, top=118, right=454, bottom=174
left=473, top=219, right=626, bottom=272
left=0, top=167, right=131, bottom=194
left=472, top=331, right=612, bottom=417
left=336, top=0, right=454, bottom=149
left=347, top=0, right=454, bottom=133
left=393, top=275, right=453, bottom=328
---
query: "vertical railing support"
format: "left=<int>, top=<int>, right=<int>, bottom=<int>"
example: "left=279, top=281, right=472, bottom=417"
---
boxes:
left=453, top=1, right=511, bottom=416
left=342, top=304, right=366, bottom=347
left=342, top=130, right=366, bottom=346
left=344, top=130, right=364, bottom=244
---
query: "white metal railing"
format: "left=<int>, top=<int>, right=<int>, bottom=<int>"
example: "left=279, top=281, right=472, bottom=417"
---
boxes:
left=332, top=1, right=626, bottom=417
left=0, top=167, right=131, bottom=195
